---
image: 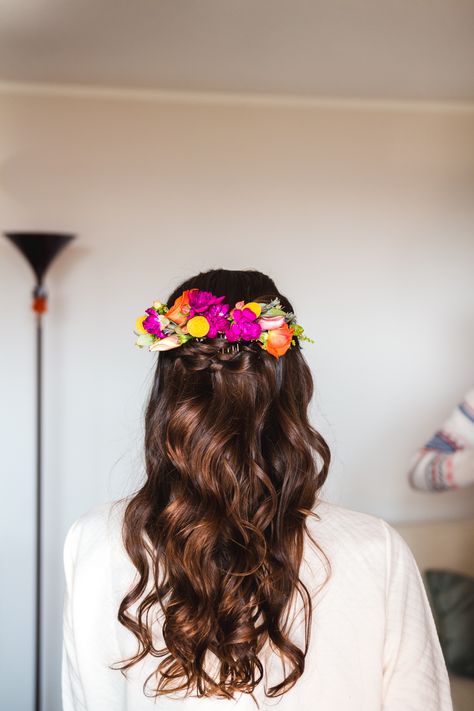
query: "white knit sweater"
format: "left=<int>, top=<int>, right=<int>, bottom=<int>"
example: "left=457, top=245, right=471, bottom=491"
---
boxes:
left=62, top=498, right=453, bottom=710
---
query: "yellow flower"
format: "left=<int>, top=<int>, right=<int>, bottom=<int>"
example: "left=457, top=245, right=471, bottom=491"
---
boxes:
left=244, top=302, right=262, bottom=317
left=135, top=315, right=147, bottom=334
left=187, top=315, right=210, bottom=338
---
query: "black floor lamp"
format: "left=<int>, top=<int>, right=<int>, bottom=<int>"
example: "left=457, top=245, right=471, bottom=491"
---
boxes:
left=4, top=232, right=76, bottom=711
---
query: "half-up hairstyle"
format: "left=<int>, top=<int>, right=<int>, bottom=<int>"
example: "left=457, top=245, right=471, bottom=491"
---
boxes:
left=113, top=269, right=331, bottom=702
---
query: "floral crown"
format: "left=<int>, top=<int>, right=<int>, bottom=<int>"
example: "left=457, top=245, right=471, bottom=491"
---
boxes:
left=134, top=289, right=313, bottom=359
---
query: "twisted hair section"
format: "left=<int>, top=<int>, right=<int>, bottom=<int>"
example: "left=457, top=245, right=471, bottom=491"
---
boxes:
left=112, top=271, right=331, bottom=701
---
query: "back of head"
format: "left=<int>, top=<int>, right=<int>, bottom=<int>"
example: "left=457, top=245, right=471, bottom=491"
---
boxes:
left=115, top=268, right=331, bottom=701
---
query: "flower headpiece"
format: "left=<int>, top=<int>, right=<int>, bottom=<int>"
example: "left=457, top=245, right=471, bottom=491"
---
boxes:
left=134, top=289, right=313, bottom=359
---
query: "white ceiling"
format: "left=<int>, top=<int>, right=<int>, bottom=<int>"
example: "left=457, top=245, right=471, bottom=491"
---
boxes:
left=1, top=0, right=473, bottom=102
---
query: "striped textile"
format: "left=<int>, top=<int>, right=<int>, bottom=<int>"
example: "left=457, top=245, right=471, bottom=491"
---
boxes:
left=408, top=387, right=474, bottom=491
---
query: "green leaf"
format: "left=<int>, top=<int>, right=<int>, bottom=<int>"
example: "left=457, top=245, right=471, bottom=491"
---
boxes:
left=158, top=315, right=170, bottom=328
left=135, top=333, right=154, bottom=348
left=260, top=298, right=281, bottom=314
left=264, top=307, right=286, bottom=317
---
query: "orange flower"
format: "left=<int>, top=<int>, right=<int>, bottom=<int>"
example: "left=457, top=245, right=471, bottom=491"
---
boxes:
left=165, top=289, right=196, bottom=325
left=266, top=323, right=294, bottom=358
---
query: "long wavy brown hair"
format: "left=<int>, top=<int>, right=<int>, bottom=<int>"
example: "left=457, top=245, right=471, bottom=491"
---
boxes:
left=112, top=269, right=331, bottom=702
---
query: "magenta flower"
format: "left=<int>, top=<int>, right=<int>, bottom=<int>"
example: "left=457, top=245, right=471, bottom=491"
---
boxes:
left=207, top=302, right=230, bottom=319
left=205, top=302, right=230, bottom=337
left=240, top=320, right=262, bottom=340
left=231, top=307, right=258, bottom=322
left=189, top=290, right=227, bottom=316
left=143, top=308, right=165, bottom=338
left=189, top=297, right=231, bottom=338
left=228, top=306, right=262, bottom=341
left=226, top=322, right=242, bottom=342
left=207, top=315, right=230, bottom=338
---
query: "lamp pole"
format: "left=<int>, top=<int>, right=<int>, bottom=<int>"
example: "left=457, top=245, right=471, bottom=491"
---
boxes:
left=4, top=232, right=75, bottom=711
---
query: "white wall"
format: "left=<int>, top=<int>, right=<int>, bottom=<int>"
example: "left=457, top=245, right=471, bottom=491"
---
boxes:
left=1, top=86, right=473, bottom=710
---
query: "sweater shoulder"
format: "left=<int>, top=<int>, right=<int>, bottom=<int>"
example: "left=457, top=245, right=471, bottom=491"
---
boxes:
left=65, top=496, right=130, bottom=565
left=311, top=498, right=386, bottom=535
left=307, top=498, right=389, bottom=565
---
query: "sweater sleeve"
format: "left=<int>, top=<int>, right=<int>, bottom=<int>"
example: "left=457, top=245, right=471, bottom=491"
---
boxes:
left=381, top=519, right=453, bottom=711
left=62, top=517, right=87, bottom=711
left=408, top=387, right=474, bottom=491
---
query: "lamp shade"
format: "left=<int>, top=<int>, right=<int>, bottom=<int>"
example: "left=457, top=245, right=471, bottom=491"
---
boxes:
left=4, top=232, right=75, bottom=286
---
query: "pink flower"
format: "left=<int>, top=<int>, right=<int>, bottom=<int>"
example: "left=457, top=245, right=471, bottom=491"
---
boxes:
left=257, top=315, right=286, bottom=330
left=149, top=335, right=181, bottom=352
